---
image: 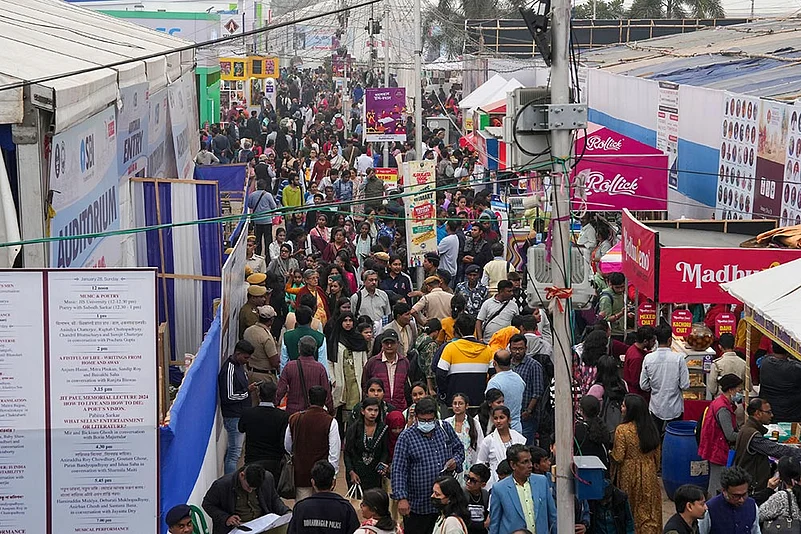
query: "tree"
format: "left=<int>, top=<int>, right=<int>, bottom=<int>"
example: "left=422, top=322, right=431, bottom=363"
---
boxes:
left=572, top=0, right=626, bottom=19
left=628, top=0, right=724, bottom=18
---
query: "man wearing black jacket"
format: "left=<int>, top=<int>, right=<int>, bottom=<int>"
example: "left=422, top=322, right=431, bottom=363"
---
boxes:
left=202, top=464, right=290, bottom=534
left=219, top=340, right=258, bottom=475
left=238, top=381, right=289, bottom=485
left=287, top=461, right=359, bottom=534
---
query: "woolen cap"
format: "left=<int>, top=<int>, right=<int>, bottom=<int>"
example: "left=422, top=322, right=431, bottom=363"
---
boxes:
left=718, top=373, right=743, bottom=392
left=165, top=504, right=192, bottom=527
left=257, top=305, right=277, bottom=319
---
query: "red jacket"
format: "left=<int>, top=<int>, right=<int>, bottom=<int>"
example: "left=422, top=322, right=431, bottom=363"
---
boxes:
left=698, top=394, right=736, bottom=466
left=623, top=344, right=649, bottom=401
left=361, top=353, right=410, bottom=411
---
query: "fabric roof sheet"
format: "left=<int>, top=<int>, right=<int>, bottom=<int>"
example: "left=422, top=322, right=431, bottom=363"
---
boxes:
left=721, top=258, right=801, bottom=346
left=459, top=74, right=508, bottom=110
left=0, top=0, right=193, bottom=132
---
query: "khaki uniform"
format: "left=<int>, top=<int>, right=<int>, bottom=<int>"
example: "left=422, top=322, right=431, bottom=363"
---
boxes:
left=243, top=322, right=279, bottom=405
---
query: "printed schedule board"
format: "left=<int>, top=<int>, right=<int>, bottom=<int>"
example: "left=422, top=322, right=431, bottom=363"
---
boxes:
left=0, top=269, right=158, bottom=534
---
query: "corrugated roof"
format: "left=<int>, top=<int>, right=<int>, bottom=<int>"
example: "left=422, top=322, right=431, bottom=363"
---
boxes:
left=581, top=18, right=801, bottom=99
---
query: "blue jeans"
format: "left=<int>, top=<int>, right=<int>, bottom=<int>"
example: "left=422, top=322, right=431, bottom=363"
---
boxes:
left=522, top=416, right=538, bottom=446
left=223, top=417, right=244, bottom=474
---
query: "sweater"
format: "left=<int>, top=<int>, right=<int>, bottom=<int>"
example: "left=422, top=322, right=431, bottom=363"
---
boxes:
left=287, top=492, right=360, bottom=534
left=288, top=406, right=334, bottom=487
left=436, top=337, right=494, bottom=405
left=700, top=493, right=758, bottom=534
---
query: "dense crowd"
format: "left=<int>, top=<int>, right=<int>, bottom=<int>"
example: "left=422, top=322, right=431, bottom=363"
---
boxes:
left=160, top=67, right=801, bottom=534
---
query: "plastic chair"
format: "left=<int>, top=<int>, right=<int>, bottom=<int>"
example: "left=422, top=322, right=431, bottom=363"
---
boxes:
left=189, top=504, right=210, bottom=534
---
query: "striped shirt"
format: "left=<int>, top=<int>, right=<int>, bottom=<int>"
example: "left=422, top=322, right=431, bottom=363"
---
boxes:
left=437, top=337, right=493, bottom=406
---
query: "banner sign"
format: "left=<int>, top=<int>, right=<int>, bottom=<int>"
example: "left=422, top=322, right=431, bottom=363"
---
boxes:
left=147, top=87, right=172, bottom=178
left=0, top=269, right=158, bottom=534
left=621, top=209, right=659, bottom=301
left=716, top=93, right=759, bottom=220
left=715, top=312, right=737, bottom=338
left=637, top=301, right=657, bottom=327
left=782, top=107, right=801, bottom=225
left=249, top=56, right=279, bottom=78
left=754, top=100, right=789, bottom=219
left=49, top=106, right=121, bottom=268
left=573, top=156, right=668, bottom=211
left=659, top=247, right=801, bottom=304
left=220, top=57, right=248, bottom=80
left=220, top=224, right=249, bottom=361
left=375, top=167, right=399, bottom=187
left=168, top=72, right=199, bottom=180
left=364, top=87, right=407, bottom=142
left=403, top=160, right=437, bottom=267
left=671, top=309, right=693, bottom=337
left=657, top=81, right=679, bottom=189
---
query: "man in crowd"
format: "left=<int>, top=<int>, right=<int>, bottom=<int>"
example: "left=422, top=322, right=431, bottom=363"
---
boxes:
left=640, top=322, right=690, bottom=435
left=218, top=340, right=258, bottom=474
left=238, top=381, right=289, bottom=485
left=663, top=484, right=707, bottom=534
left=202, top=463, right=290, bottom=533
left=383, top=302, right=418, bottom=357
left=462, top=224, right=492, bottom=269
left=239, top=284, right=268, bottom=338
left=486, top=349, right=526, bottom=432
left=436, top=312, right=493, bottom=406
left=243, top=305, right=280, bottom=397
left=481, top=242, right=514, bottom=296
left=509, top=333, right=545, bottom=446
left=277, top=336, right=334, bottom=414
left=707, top=333, right=750, bottom=398
left=280, top=306, right=328, bottom=372
left=351, top=269, right=392, bottom=323
left=287, top=460, right=359, bottom=534
left=247, top=179, right=278, bottom=255
left=756, top=342, right=801, bottom=422
left=391, top=397, right=465, bottom=534
left=597, top=272, right=627, bottom=342
left=476, top=280, right=519, bottom=343
left=284, top=386, right=341, bottom=501
left=698, top=467, right=759, bottom=534
left=438, top=220, right=460, bottom=284
left=362, top=329, right=410, bottom=410
left=489, top=444, right=556, bottom=534
left=456, top=264, right=488, bottom=317
left=164, top=504, right=194, bottom=534
left=623, top=325, right=655, bottom=400
left=412, top=275, right=454, bottom=323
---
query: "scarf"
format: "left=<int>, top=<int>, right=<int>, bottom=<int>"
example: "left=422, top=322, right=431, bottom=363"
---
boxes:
left=326, top=312, right=367, bottom=363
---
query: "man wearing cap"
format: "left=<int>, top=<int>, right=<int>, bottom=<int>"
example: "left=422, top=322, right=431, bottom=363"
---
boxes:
left=246, top=272, right=267, bottom=287
left=456, top=264, right=489, bottom=317
left=239, top=284, right=269, bottom=339
left=245, top=235, right=267, bottom=275
left=412, top=276, right=453, bottom=323
left=219, top=340, right=260, bottom=474
left=362, top=329, right=411, bottom=410
left=247, top=181, right=278, bottom=255
left=351, top=270, right=391, bottom=323
left=243, top=305, right=280, bottom=395
left=165, top=504, right=193, bottom=534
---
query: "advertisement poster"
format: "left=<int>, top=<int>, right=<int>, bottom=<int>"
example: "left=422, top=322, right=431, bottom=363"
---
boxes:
left=715, top=312, right=737, bottom=338
left=657, top=81, right=679, bottom=189
left=375, top=167, right=399, bottom=187
left=781, top=107, right=801, bottom=225
left=364, top=88, right=407, bottom=142
left=754, top=100, right=788, bottom=218
left=637, top=301, right=657, bottom=327
left=717, top=93, right=759, bottom=220
left=0, top=271, right=47, bottom=534
left=147, top=87, right=171, bottom=178
left=671, top=309, right=693, bottom=337
left=168, top=72, right=200, bottom=180
left=220, top=227, right=249, bottom=361
left=118, top=84, right=149, bottom=267
left=621, top=209, right=659, bottom=300
left=49, top=106, right=121, bottom=269
left=490, top=195, right=510, bottom=250
left=403, top=160, right=437, bottom=267
left=659, top=247, right=801, bottom=303
left=47, top=269, right=157, bottom=534
left=220, top=57, right=248, bottom=80
left=573, top=157, right=668, bottom=211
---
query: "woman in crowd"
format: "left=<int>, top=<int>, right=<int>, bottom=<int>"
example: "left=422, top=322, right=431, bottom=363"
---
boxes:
left=413, top=318, right=441, bottom=396
left=588, top=354, right=628, bottom=440
left=477, top=388, right=505, bottom=437
left=574, top=395, right=612, bottom=467
left=438, top=294, right=466, bottom=344
left=759, top=456, right=801, bottom=526
left=328, top=312, right=369, bottom=423
left=268, top=227, right=288, bottom=262
left=431, top=476, right=471, bottom=534
left=476, top=406, right=526, bottom=490
left=345, top=397, right=390, bottom=491
left=335, top=251, right=359, bottom=294
left=350, top=378, right=397, bottom=425
left=327, top=278, right=350, bottom=315
left=355, top=488, right=403, bottom=534
left=323, top=226, right=354, bottom=263
left=266, top=243, right=299, bottom=284
left=443, top=393, right=483, bottom=484
left=573, top=330, right=608, bottom=413
left=403, top=382, right=430, bottom=427
left=611, top=394, right=662, bottom=534
left=295, top=268, right=330, bottom=325
left=358, top=316, right=376, bottom=356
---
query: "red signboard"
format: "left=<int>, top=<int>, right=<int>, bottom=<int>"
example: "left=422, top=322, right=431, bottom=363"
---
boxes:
left=672, top=309, right=693, bottom=337
left=621, top=209, right=659, bottom=301
left=658, top=247, right=801, bottom=304
left=715, top=312, right=737, bottom=338
left=637, top=301, right=657, bottom=327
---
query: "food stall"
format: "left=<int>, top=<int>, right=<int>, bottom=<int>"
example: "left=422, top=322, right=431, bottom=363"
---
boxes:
left=621, top=210, right=800, bottom=408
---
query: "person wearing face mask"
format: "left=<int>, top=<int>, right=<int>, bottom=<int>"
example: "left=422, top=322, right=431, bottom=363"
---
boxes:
left=431, top=476, right=471, bottom=534
left=699, top=374, right=743, bottom=495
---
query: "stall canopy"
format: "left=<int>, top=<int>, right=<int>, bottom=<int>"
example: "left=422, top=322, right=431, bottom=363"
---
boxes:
left=573, top=124, right=669, bottom=211
left=0, top=0, right=194, bottom=133
left=721, top=258, right=801, bottom=350
left=458, top=74, right=509, bottom=110
left=621, top=209, right=801, bottom=304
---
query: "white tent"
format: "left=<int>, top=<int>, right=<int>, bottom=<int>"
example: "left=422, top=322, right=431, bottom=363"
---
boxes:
left=721, top=258, right=801, bottom=347
left=458, top=74, right=508, bottom=110
left=475, top=78, right=526, bottom=112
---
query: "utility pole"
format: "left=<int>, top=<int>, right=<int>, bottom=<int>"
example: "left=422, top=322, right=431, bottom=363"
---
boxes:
left=368, top=5, right=375, bottom=74
left=413, top=0, right=423, bottom=155
left=383, top=0, right=390, bottom=168
left=550, top=0, right=577, bottom=529
left=750, top=0, right=754, bottom=19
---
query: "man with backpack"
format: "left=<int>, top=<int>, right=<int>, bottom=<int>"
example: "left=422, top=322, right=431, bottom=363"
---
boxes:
left=597, top=272, right=628, bottom=342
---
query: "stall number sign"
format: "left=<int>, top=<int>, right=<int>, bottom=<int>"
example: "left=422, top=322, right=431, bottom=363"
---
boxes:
left=637, top=301, right=657, bottom=327
left=671, top=309, right=693, bottom=337
left=715, top=313, right=737, bottom=338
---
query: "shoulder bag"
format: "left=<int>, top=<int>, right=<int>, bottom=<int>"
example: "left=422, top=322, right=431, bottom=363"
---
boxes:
left=763, top=490, right=801, bottom=534
left=277, top=410, right=304, bottom=499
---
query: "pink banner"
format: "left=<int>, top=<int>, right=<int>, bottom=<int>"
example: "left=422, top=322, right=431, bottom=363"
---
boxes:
left=715, top=313, right=737, bottom=338
left=621, top=210, right=659, bottom=301
left=659, top=247, right=801, bottom=304
left=672, top=309, right=693, bottom=336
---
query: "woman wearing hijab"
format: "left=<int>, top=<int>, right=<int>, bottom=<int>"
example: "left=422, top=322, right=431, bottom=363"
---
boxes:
left=328, top=312, right=370, bottom=422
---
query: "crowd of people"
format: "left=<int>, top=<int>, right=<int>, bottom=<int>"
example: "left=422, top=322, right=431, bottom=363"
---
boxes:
left=159, top=65, right=801, bottom=534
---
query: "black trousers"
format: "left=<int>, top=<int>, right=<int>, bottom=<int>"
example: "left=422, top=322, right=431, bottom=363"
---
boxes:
left=254, top=223, right=272, bottom=256
left=404, top=512, right=438, bottom=534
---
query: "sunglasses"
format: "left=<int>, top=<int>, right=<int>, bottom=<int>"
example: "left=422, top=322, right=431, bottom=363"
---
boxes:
left=466, top=476, right=482, bottom=485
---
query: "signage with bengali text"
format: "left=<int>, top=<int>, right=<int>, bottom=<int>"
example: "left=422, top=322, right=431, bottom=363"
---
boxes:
left=364, top=88, right=407, bottom=142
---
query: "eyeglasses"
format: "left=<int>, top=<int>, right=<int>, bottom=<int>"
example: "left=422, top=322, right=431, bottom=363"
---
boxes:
left=759, top=409, right=774, bottom=414
left=725, top=491, right=748, bottom=501
left=466, top=476, right=481, bottom=485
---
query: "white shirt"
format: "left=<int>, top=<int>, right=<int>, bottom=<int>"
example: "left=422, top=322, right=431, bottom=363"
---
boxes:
left=356, top=153, right=373, bottom=175
left=284, top=418, right=341, bottom=475
left=437, top=233, right=460, bottom=276
left=640, top=347, right=690, bottom=420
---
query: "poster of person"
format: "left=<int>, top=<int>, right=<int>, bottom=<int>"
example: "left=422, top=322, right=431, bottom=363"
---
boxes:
left=754, top=100, right=789, bottom=218
left=781, top=108, right=801, bottom=225
left=364, top=88, right=407, bottom=142
left=716, top=93, right=759, bottom=220
left=233, top=60, right=246, bottom=78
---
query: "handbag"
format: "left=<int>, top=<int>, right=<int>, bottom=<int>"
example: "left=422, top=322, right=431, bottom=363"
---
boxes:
left=276, top=453, right=295, bottom=499
left=345, top=482, right=363, bottom=507
left=763, top=490, right=801, bottom=534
